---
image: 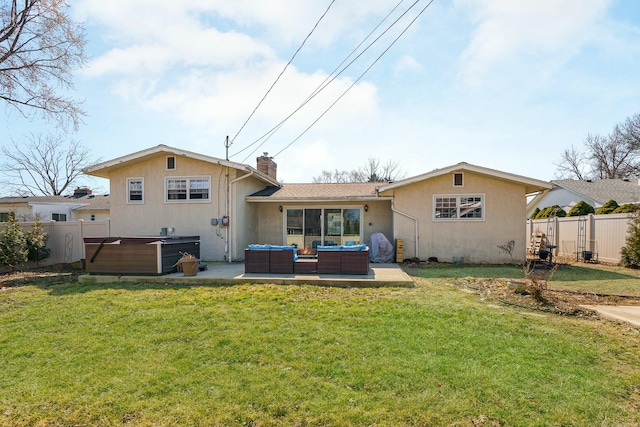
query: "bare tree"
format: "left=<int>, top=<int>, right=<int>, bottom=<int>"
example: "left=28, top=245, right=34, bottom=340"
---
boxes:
left=554, top=145, right=587, bottom=180
left=0, top=134, right=95, bottom=196
left=312, top=158, right=405, bottom=183
left=555, top=113, right=640, bottom=179
left=0, top=0, right=87, bottom=130
left=586, top=131, right=636, bottom=179
left=360, top=158, right=404, bottom=182
left=313, top=169, right=361, bottom=183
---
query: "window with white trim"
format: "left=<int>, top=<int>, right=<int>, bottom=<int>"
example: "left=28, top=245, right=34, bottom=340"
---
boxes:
left=52, top=213, right=67, bottom=221
left=127, top=178, right=144, bottom=204
left=434, top=194, right=484, bottom=220
left=166, top=177, right=210, bottom=202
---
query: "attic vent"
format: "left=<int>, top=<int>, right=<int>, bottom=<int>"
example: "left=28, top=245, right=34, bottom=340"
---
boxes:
left=167, top=156, right=176, bottom=170
left=453, top=172, right=464, bottom=187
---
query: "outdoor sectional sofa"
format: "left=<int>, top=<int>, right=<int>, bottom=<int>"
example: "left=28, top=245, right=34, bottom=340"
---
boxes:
left=244, top=245, right=296, bottom=274
left=244, top=244, right=369, bottom=275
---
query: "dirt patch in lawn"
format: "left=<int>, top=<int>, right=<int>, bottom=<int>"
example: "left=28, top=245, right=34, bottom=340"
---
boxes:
left=404, top=260, right=640, bottom=319
left=455, top=276, right=640, bottom=318
left=0, top=265, right=79, bottom=289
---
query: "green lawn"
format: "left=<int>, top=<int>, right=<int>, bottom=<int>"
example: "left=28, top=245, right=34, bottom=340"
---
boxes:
left=1, top=273, right=639, bottom=426
left=408, top=262, right=640, bottom=296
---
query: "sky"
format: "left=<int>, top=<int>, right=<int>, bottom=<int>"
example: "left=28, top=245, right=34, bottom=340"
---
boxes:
left=2, top=0, right=640, bottom=193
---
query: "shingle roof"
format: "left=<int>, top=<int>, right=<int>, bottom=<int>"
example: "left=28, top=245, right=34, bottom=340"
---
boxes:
left=72, top=195, right=111, bottom=211
left=552, top=179, right=640, bottom=204
left=248, top=182, right=381, bottom=200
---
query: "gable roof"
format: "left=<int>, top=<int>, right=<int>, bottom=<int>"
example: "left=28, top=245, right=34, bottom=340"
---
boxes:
left=377, top=162, right=552, bottom=194
left=83, top=144, right=279, bottom=186
left=247, top=163, right=551, bottom=202
left=247, top=182, right=384, bottom=202
left=550, top=179, right=640, bottom=205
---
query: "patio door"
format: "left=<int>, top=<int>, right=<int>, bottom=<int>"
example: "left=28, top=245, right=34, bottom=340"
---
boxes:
left=285, top=207, right=361, bottom=253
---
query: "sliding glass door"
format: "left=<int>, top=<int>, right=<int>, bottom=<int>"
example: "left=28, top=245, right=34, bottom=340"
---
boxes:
left=285, top=207, right=361, bottom=253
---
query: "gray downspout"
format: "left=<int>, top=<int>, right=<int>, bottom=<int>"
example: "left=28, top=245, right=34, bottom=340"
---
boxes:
left=228, top=170, right=255, bottom=263
left=390, top=199, right=419, bottom=259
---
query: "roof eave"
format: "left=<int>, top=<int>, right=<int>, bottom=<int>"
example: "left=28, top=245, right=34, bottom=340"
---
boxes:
left=246, top=196, right=390, bottom=203
left=378, top=162, right=552, bottom=194
left=82, top=144, right=280, bottom=186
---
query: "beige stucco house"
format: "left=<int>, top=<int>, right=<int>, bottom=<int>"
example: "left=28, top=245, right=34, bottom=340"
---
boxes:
left=376, top=164, right=552, bottom=263
left=83, top=145, right=280, bottom=261
left=83, top=145, right=551, bottom=263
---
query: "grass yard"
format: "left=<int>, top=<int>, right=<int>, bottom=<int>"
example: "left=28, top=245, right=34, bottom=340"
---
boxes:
left=409, top=261, right=640, bottom=296
left=1, top=271, right=639, bottom=426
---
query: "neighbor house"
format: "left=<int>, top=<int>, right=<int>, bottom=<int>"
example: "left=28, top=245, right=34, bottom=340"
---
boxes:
left=527, top=178, right=640, bottom=217
left=0, top=187, right=110, bottom=223
left=83, top=145, right=551, bottom=264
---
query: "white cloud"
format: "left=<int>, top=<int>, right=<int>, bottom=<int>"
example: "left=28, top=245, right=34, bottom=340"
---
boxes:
left=75, top=0, right=387, bottom=158
left=394, top=55, right=424, bottom=74
left=455, top=0, right=612, bottom=84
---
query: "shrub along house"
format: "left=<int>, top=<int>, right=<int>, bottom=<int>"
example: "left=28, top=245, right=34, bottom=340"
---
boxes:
left=83, top=145, right=551, bottom=264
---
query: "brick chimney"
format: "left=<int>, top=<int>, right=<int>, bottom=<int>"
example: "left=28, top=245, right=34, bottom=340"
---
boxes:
left=73, top=187, right=92, bottom=198
left=257, top=152, right=277, bottom=180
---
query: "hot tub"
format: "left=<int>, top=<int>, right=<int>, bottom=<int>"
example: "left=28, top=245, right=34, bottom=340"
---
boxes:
left=84, top=236, right=200, bottom=275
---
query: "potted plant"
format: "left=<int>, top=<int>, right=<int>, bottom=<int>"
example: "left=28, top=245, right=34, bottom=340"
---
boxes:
left=174, top=252, right=199, bottom=276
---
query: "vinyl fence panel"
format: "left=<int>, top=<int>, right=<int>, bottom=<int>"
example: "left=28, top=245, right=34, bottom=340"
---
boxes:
left=527, top=214, right=632, bottom=263
left=0, top=219, right=110, bottom=269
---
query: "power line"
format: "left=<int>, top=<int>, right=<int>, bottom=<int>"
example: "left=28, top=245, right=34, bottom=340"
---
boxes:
left=233, top=0, right=418, bottom=162
left=272, top=0, right=436, bottom=159
left=229, top=0, right=336, bottom=147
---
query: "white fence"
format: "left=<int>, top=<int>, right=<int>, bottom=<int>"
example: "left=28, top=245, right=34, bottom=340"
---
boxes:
left=0, top=219, right=110, bottom=269
left=527, top=213, right=632, bottom=263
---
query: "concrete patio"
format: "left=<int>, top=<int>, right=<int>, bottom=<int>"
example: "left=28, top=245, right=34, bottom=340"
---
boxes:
left=78, top=262, right=415, bottom=287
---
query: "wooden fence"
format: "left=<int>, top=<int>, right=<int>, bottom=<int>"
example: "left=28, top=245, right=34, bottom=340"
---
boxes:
left=526, top=213, right=632, bottom=264
left=0, top=219, right=110, bottom=269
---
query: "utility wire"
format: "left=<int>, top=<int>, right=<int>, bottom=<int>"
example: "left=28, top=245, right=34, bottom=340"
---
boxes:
left=229, top=0, right=336, bottom=146
left=272, top=0, right=436, bottom=159
left=233, top=0, right=416, bottom=161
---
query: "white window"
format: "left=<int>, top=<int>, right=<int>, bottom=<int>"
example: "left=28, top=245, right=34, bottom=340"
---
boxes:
left=434, top=194, right=484, bottom=221
left=166, top=177, right=210, bottom=202
left=127, top=178, right=144, bottom=204
left=453, top=172, right=464, bottom=187
left=52, top=213, right=67, bottom=221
